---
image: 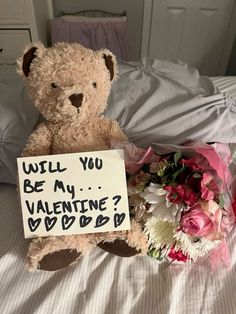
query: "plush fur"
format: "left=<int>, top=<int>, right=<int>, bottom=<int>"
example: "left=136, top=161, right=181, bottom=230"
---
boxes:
left=17, top=42, right=148, bottom=271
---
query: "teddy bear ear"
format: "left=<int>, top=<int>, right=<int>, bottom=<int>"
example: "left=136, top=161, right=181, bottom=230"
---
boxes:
left=96, top=49, right=118, bottom=82
left=17, top=42, right=45, bottom=77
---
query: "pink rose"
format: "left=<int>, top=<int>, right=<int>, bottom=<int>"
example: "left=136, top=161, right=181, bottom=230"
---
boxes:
left=181, top=201, right=223, bottom=239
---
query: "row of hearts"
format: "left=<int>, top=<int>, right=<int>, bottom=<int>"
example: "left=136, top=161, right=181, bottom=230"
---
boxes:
left=28, top=213, right=126, bottom=233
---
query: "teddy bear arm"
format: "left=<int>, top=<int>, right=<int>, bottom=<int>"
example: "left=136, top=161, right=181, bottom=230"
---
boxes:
left=109, top=120, right=128, bottom=142
left=100, top=119, right=127, bottom=145
left=21, top=123, right=52, bottom=157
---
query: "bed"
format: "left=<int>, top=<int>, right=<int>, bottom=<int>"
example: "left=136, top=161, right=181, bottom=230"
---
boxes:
left=1, top=60, right=236, bottom=314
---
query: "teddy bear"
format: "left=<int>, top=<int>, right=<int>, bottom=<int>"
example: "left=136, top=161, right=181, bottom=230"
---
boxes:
left=17, top=42, right=148, bottom=271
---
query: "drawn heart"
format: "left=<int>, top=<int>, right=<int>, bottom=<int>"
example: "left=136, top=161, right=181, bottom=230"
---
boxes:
left=95, top=215, right=110, bottom=228
left=62, top=215, right=76, bottom=230
left=80, top=215, right=92, bottom=228
left=114, top=213, right=126, bottom=228
left=45, top=216, right=57, bottom=232
left=28, top=217, right=41, bottom=232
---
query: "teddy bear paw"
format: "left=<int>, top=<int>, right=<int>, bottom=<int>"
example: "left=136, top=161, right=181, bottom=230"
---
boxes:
left=97, top=239, right=141, bottom=257
left=26, top=235, right=93, bottom=271
left=97, top=219, right=149, bottom=258
left=37, top=249, right=81, bottom=271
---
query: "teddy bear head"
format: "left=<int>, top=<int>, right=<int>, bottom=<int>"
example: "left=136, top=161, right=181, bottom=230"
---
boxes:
left=17, top=42, right=118, bottom=123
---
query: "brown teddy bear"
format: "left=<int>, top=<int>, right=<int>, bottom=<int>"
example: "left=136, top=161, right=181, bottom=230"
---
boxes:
left=17, top=42, right=148, bottom=271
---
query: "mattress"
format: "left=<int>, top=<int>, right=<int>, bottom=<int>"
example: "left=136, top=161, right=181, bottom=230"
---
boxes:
left=1, top=62, right=236, bottom=313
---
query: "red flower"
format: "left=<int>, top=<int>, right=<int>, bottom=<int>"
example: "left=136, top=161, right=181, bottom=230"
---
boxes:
left=164, top=185, right=182, bottom=204
left=186, top=174, right=202, bottom=193
left=176, top=185, right=197, bottom=206
left=164, top=185, right=197, bottom=206
left=232, top=199, right=236, bottom=221
left=181, top=156, right=209, bottom=171
left=168, top=247, right=189, bottom=262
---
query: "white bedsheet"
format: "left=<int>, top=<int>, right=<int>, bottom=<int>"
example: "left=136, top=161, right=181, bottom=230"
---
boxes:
left=211, top=77, right=236, bottom=99
left=1, top=183, right=236, bottom=314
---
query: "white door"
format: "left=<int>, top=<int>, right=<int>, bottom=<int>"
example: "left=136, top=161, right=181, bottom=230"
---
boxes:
left=142, top=0, right=235, bottom=75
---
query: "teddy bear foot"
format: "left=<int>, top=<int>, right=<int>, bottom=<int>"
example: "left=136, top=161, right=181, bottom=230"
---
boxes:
left=38, top=249, right=81, bottom=271
left=97, top=219, right=149, bottom=258
left=97, top=240, right=140, bottom=257
left=26, top=234, right=94, bottom=271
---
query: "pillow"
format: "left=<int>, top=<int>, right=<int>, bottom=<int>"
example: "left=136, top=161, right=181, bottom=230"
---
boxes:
left=106, top=59, right=236, bottom=148
left=0, top=65, right=40, bottom=185
left=1, top=60, right=236, bottom=185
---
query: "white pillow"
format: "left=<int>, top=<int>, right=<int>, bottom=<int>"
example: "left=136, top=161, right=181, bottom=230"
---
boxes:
left=106, top=59, right=236, bottom=148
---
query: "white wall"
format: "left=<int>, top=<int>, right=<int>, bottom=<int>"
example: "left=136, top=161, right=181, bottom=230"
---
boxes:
left=52, top=0, right=144, bottom=61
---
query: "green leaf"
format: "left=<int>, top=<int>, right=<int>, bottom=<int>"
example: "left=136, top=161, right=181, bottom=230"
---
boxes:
left=219, top=195, right=224, bottom=208
left=148, top=249, right=164, bottom=261
left=174, top=151, right=182, bottom=167
left=157, top=169, right=165, bottom=177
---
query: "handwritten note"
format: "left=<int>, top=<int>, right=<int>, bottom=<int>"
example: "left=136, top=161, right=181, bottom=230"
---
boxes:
left=17, top=150, right=130, bottom=238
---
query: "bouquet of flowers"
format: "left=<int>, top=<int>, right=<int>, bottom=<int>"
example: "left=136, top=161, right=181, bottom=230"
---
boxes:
left=117, top=141, right=235, bottom=266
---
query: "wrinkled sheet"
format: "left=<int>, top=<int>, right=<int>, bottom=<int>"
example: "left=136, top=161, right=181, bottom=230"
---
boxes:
left=1, top=182, right=236, bottom=314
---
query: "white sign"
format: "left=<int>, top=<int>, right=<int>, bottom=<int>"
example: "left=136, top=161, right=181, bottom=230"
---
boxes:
left=17, top=150, right=130, bottom=238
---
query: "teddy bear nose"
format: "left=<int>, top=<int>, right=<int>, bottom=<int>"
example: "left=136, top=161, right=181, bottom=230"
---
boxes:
left=69, top=93, right=83, bottom=108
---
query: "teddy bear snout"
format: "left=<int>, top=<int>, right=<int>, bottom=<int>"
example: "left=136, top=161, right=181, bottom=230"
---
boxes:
left=69, top=93, right=83, bottom=109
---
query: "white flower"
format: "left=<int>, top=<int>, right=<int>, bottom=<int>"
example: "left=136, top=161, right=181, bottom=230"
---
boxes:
left=145, top=216, right=220, bottom=262
left=144, top=216, right=177, bottom=252
left=174, top=230, right=220, bottom=261
left=141, top=183, right=184, bottom=222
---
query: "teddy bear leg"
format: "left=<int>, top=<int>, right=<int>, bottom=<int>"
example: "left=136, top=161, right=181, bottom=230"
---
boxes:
left=26, top=234, right=94, bottom=271
left=97, top=219, right=148, bottom=257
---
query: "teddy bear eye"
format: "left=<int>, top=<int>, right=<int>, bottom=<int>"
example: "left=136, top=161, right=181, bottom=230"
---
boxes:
left=92, top=82, right=97, bottom=88
left=51, top=83, right=58, bottom=88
